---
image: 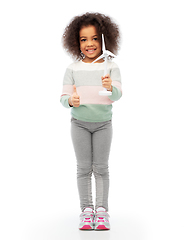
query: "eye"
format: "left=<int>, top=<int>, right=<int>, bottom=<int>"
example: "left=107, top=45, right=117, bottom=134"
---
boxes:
left=81, top=39, right=86, bottom=42
left=93, top=37, right=98, bottom=41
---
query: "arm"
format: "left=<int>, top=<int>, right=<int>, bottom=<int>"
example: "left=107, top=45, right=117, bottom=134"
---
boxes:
left=60, top=95, right=72, bottom=108
left=60, top=66, right=75, bottom=108
left=101, top=64, right=122, bottom=101
left=108, top=85, right=122, bottom=101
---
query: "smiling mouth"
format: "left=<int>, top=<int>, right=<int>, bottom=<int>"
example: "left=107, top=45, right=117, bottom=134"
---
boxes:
left=86, top=49, right=96, bottom=54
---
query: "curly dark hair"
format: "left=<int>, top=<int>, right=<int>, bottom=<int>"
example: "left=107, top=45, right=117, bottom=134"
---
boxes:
left=62, top=12, right=120, bottom=60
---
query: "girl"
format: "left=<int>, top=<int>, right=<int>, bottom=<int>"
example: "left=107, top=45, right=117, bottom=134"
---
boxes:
left=60, top=12, right=122, bottom=230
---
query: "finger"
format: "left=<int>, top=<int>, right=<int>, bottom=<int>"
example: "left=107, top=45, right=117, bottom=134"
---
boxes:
left=73, top=96, right=80, bottom=100
left=74, top=102, right=80, bottom=107
left=73, top=97, right=80, bottom=101
left=102, top=82, right=110, bottom=87
left=73, top=85, right=77, bottom=94
left=73, top=100, right=80, bottom=104
left=102, top=80, right=110, bottom=84
left=104, top=74, right=110, bottom=78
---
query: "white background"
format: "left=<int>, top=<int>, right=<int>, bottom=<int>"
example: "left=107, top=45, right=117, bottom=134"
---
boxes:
left=0, top=0, right=187, bottom=239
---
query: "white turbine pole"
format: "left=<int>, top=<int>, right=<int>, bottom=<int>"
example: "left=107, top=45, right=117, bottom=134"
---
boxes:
left=104, top=55, right=107, bottom=76
left=92, top=34, right=116, bottom=96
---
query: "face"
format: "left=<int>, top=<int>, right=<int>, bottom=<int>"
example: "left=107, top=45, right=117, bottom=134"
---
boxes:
left=79, top=25, right=103, bottom=63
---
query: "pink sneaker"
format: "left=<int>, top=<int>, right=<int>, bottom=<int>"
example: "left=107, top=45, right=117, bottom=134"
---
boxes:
left=95, top=207, right=110, bottom=230
left=79, top=208, right=94, bottom=230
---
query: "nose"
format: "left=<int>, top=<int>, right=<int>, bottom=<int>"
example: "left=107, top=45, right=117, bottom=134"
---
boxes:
left=87, top=40, right=93, bottom=46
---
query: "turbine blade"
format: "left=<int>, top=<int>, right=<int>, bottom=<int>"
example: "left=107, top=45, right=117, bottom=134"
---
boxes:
left=106, top=50, right=117, bottom=58
left=91, top=54, right=104, bottom=64
left=102, top=34, right=106, bottom=52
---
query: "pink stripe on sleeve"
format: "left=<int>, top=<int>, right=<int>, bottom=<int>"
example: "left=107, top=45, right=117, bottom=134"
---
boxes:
left=61, top=85, right=73, bottom=97
left=112, top=81, right=122, bottom=92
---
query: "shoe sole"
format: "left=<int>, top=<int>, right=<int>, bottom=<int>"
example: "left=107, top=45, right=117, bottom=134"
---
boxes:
left=79, top=224, right=94, bottom=230
left=95, top=224, right=110, bottom=230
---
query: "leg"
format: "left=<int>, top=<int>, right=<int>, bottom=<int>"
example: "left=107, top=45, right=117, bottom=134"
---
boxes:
left=71, top=118, right=94, bottom=211
left=92, top=120, right=113, bottom=212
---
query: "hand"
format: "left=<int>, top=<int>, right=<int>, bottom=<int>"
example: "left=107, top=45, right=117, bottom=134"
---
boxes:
left=69, top=85, right=80, bottom=107
left=101, top=74, right=113, bottom=91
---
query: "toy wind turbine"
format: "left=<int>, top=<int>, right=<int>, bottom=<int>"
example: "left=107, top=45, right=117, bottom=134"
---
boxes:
left=92, top=34, right=116, bottom=96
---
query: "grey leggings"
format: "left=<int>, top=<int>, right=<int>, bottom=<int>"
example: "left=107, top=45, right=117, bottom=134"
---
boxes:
left=71, top=117, right=113, bottom=212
